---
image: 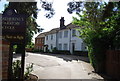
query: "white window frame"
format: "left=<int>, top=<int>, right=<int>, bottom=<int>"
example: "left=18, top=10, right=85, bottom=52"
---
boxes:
left=64, top=30, right=68, bottom=38
left=64, top=43, right=68, bottom=50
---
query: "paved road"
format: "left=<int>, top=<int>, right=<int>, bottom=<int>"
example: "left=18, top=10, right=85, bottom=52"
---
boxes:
left=13, top=52, right=103, bottom=79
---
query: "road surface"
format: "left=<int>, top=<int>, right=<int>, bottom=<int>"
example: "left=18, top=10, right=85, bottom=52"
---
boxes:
left=13, top=52, right=103, bottom=79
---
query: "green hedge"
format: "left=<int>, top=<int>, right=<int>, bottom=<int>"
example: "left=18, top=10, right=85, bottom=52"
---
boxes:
left=73, top=51, right=88, bottom=57
left=52, top=50, right=71, bottom=55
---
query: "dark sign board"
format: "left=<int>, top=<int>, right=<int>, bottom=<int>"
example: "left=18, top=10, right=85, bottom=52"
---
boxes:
left=2, top=8, right=26, bottom=44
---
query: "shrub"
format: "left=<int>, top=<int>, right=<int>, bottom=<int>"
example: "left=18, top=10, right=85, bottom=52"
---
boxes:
left=52, top=47, right=58, bottom=54
left=12, top=60, right=34, bottom=79
left=73, top=51, right=88, bottom=56
left=57, top=50, right=70, bottom=55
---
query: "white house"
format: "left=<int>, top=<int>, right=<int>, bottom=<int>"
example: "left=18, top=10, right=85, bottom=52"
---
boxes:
left=44, top=28, right=59, bottom=52
left=44, top=17, right=87, bottom=54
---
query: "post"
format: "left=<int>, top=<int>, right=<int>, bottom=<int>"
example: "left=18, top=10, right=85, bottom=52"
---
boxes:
left=20, top=44, right=25, bottom=81
left=8, top=43, right=13, bottom=80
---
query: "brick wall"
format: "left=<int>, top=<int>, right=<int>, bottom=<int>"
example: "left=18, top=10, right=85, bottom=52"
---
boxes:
left=0, top=39, right=10, bottom=80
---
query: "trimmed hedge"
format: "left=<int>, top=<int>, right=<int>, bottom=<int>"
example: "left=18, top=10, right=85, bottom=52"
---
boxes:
left=52, top=50, right=71, bottom=55
left=73, top=51, right=88, bottom=57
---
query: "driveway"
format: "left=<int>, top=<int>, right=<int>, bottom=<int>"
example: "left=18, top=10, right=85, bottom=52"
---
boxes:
left=13, top=52, right=103, bottom=79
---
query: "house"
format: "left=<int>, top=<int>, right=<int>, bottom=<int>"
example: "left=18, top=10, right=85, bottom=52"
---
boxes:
left=44, top=28, right=59, bottom=52
left=35, top=17, right=87, bottom=54
left=34, top=33, right=45, bottom=50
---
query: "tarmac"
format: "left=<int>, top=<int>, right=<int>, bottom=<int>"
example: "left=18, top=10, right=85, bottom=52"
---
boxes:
left=13, top=52, right=104, bottom=80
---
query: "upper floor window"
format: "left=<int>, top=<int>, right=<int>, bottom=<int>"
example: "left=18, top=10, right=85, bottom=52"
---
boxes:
left=64, top=30, right=68, bottom=38
left=58, top=44, right=62, bottom=50
left=59, top=32, right=62, bottom=38
left=51, top=44, right=53, bottom=50
left=41, top=39, right=44, bottom=43
left=37, top=39, right=39, bottom=44
left=72, top=29, right=76, bottom=37
left=51, top=34, right=53, bottom=40
left=46, top=35, right=48, bottom=40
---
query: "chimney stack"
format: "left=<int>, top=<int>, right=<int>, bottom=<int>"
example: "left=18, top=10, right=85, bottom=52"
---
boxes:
left=60, top=17, right=65, bottom=29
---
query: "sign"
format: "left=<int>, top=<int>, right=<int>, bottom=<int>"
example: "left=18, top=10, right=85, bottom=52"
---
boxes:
left=2, top=8, right=26, bottom=44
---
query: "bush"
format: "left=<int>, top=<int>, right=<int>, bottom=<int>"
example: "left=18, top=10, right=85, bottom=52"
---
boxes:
left=24, top=63, right=34, bottom=79
left=52, top=47, right=58, bottom=54
left=12, top=60, right=21, bottom=79
left=57, top=50, right=70, bottom=55
left=73, top=51, right=88, bottom=56
left=12, top=60, right=34, bottom=79
left=32, top=49, right=39, bottom=53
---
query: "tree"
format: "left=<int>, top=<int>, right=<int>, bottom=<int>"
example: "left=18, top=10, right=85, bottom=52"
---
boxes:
left=71, top=1, right=120, bottom=72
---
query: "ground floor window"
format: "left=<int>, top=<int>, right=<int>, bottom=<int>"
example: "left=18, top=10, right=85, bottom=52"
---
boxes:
left=64, top=43, right=68, bottom=50
left=58, top=44, right=62, bottom=50
left=51, top=44, right=53, bottom=50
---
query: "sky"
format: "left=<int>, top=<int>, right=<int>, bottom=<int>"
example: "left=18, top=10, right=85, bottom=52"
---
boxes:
left=0, top=0, right=78, bottom=43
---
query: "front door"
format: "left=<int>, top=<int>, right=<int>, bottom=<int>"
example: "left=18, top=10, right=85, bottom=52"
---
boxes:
left=71, top=43, right=75, bottom=54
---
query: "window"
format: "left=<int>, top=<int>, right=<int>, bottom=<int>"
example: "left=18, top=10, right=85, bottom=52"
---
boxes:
left=37, top=39, right=39, bottom=43
left=59, top=32, right=62, bottom=38
left=46, top=36, right=48, bottom=40
left=64, top=44, right=68, bottom=50
left=64, top=30, right=68, bottom=38
left=42, top=39, right=44, bottom=43
left=51, top=44, right=53, bottom=50
left=51, top=34, right=53, bottom=40
left=72, top=29, right=76, bottom=37
left=81, top=42, right=86, bottom=51
left=58, top=44, right=62, bottom=50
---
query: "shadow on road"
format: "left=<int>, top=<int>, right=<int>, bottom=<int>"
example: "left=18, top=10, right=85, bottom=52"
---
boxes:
left=13, top=53, right=28, bottom=58
left=37, top=53, right=90, bottom=63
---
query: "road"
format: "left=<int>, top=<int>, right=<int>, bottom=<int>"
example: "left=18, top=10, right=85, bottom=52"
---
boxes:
left=13, top=52, right=103, bottom=79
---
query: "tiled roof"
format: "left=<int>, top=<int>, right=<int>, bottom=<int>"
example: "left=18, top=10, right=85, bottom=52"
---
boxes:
left=66, top=23, right=80, bottom=29
left=35, top=33, right=46, bottom=38
left=46, top=28, right=59, bottom=35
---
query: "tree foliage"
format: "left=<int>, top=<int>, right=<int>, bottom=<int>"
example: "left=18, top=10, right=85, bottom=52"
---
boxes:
left=41, top=0, right=55, bottom=18
left=72, top=1, right=120, bottom=72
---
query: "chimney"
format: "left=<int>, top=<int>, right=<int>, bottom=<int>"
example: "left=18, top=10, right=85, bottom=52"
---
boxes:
left=60, top=17, right=65, bottom=29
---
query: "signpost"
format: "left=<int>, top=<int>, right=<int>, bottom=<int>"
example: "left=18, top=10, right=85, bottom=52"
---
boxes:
left=2, top=8, right=26, bottom=80
left=2, top=8, right=26, bottom=44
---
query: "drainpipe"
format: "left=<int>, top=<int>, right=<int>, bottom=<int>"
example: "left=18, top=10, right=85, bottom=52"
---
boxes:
left=56, top=31, right=58, bottom=50
left=69, top=28, right=71, bottom=54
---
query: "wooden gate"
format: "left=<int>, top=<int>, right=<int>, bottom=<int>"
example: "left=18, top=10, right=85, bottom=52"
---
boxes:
left=106, top=50, right=120, bottom=79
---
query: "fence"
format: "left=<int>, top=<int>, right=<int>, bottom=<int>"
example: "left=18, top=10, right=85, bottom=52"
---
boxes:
left=106, top=50, right=120, bottom=79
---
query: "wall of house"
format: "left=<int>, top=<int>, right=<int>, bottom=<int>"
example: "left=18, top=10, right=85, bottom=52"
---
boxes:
left=57, top=29, right=86, bottom=52
left=35, top=37, right=45, bottom=50
left=44, top=28, right=87, bottom=53
left=45, top=33, right=57, bottom=52
left=57, top=29, right=70, bottom=50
